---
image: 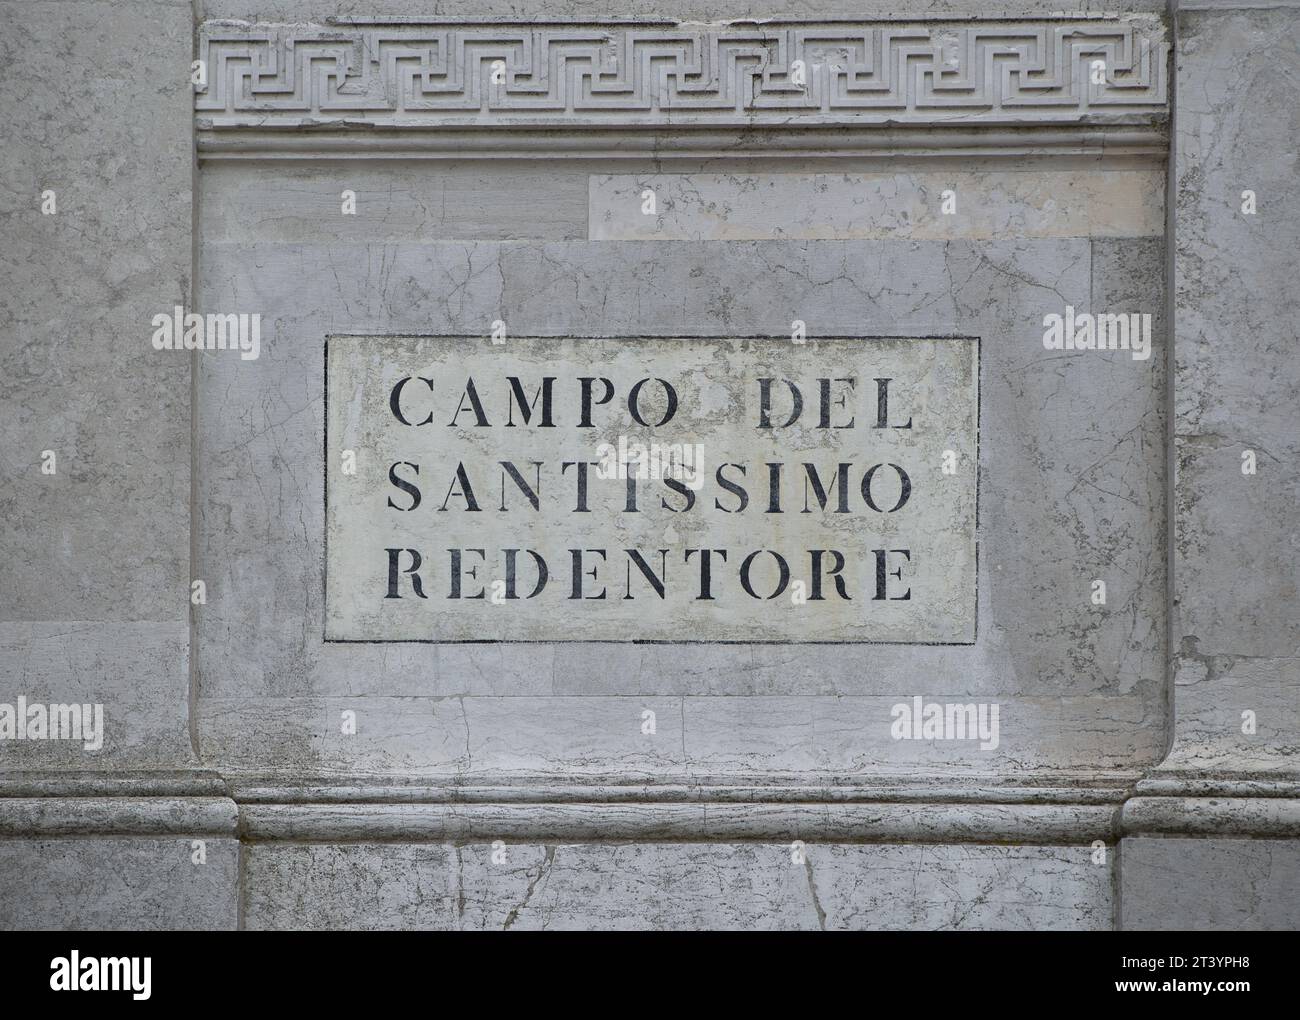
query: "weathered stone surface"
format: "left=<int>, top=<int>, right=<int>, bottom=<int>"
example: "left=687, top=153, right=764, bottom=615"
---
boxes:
left=1121, top=837, right=1300, bottom=932
left=0, top=837, right=239, bottom=931
left=238, top=799, right=1120, bottom=844
left=244, top=841, right=1111, bottom=931
left=5, top=0, right=1294, bottom=933
left=201, top=163, right=588, bottom=243
left=0, top=623, right=190, bottom=766
left=1107, top=1, right=1300, bottom=935
left=0, top=0, right=194, bottom=769
left=197, top=693, right=1155, bottom=777
left=1163, top=5, right=1300, bottom=779
left=591, top=171, right=1165, bottom=241
left=0, top=0, right=191, bottom=621
left=1124, top=796, right=1300, bottom=839
left=195, top=234, right=1165, bottom=776
left=203, top=1, right=1168, bottom=20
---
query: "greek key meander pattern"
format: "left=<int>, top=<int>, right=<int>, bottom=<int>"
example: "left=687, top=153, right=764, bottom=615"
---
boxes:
left=196, top=20, right=1169, bottom=128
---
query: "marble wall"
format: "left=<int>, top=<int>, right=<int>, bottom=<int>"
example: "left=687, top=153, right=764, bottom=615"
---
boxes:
left=0, top=0, right=1295, bottom=931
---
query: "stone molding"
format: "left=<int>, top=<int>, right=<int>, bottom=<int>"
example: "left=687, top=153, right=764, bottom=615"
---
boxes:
left=6, top=770, right=1298, bottom=841
left=194, top=17, right=1169, bottom=157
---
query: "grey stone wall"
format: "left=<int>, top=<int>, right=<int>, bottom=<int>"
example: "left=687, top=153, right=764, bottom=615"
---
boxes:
left=1117, top=0, right=1300, bottom=930
left=0, top=0, right=225, bottom=928
left=0, top=0, right=1296, bottom=931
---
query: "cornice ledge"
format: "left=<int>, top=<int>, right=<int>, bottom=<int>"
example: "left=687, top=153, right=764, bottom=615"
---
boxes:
left=227, top=771, right=1132, bottom=843
left=1122, top=796, right=1300, bottom=837
left=0, top=769, right=1138, bottom=842
left=0, top=797, right=238, bottom=838
left=238, top=801, right=1120, bottom=844
left=194, top=16, right=1169, bottom=157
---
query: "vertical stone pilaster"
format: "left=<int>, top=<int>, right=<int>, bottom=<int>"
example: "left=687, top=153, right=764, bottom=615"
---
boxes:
left=0, top=0, right=237, bottom=930
left=1120, top=0, right=1300, bottom=930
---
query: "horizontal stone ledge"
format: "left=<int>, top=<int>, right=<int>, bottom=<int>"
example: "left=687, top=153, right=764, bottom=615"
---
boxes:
left=1122, top=797, right=1300, bottom=837
left=1178, top=0, right=1300, bottom=9
left=0, top=770, right=1148, bottom=804
left=1134, top=775, right=1300, bottom=799
left=195, top=125, right=1169, bottom=162
left=228, top=776, right=1139, bottom=806
left=8, top=795, right=1299, bottom=841
left=5, top=784, right=1296, bottom=841
left=238, top=801, right=1119, bottom=844
left=0, top=772, right=1138, bottom=841
left=227, top=772, right=1133, bottom=843
left=320, top=15, right=1164, bottom=26
left=0, top=770, right=230, bottom=799
left=0, top=798, right=238, bottom=838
